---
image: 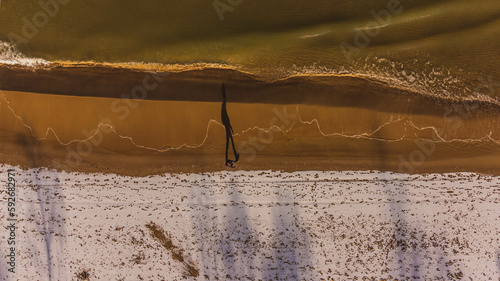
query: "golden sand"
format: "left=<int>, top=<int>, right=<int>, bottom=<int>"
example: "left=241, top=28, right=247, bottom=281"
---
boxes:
left=1, top=83, right=499, bottom=175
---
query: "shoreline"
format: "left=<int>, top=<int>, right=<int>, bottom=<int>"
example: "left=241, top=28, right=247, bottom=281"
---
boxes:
left=1, top=65, right=499, bottom=177
left=1, top=64, right=499, bottom=115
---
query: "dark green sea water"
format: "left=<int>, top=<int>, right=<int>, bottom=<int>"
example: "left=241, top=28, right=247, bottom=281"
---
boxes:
left=0, top=0, right=499, bottom=101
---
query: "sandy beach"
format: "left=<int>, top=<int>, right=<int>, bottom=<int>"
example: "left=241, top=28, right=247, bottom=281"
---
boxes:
left=0, top=65, right=499, bottom=176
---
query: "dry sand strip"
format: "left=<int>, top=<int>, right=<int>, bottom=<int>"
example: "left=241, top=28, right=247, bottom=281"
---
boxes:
left=1, top=90, right=500, bottom=176
left=0, top=164, right=499, bottom=280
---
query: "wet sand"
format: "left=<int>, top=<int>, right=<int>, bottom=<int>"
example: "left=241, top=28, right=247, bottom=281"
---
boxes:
left=1, top=66, right=499, bottom=176
left=2, top=64, right=498, bottom=113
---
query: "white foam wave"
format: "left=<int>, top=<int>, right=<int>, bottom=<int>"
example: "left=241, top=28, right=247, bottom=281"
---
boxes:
left=0, top=40, right=49, bottom=67
left=285, top=57, right=500, bottom=106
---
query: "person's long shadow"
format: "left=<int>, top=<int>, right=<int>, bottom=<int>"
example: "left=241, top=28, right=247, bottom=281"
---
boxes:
left=221, top=83, right=239, bottom=166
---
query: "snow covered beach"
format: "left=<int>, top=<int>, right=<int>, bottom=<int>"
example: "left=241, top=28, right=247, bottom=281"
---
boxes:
left=1, top=165, right=499, bottom=280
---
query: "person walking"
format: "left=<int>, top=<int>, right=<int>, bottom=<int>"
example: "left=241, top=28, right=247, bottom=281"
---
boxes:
left=220, top=83, right=239, bottom=167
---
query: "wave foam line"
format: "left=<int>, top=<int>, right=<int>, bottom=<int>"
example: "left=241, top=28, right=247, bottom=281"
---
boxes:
left=0, top=41, right=49, bottom=67
left=407, top=121, right=500, bottom=145
left=296, top=109, right=407, bottom=142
